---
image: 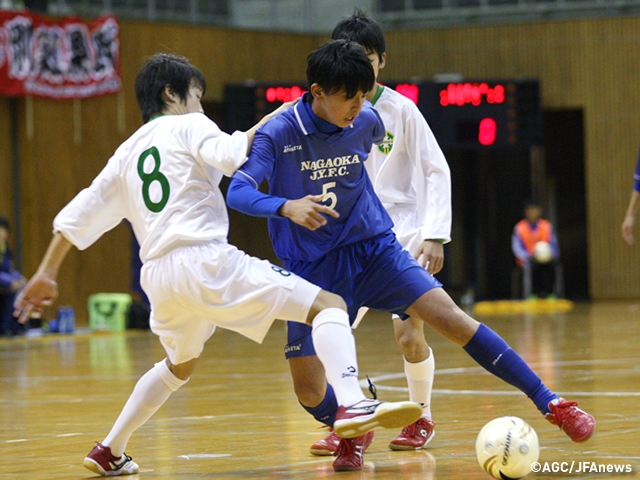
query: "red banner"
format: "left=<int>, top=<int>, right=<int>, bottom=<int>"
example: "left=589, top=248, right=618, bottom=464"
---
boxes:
left=0, top=11, right=121, bottom=100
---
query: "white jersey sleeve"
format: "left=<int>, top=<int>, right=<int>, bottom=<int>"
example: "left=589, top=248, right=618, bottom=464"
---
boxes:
left=186, top=114, right=248, bottom=177
left=405, top=98, right=452, bottom=243
left=368, top=87, right=452, bottom=243
left=53, top=156, right=127, bottom=250
left=53, top=113, right=249, bottom=261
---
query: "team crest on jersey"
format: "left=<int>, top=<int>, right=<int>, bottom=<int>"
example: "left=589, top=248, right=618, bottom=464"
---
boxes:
left=377, top=131, right=394, bottom=154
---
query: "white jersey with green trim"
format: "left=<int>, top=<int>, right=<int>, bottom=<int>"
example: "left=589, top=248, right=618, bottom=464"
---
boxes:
left=53, top=112, right=248, bottom=263
left=368, top=86, right=452, bottom=244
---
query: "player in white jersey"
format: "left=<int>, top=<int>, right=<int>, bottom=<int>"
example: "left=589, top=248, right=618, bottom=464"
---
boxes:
left=308, top=9, right=451, bottom=456
left=13, top=54, right=422, bottom=477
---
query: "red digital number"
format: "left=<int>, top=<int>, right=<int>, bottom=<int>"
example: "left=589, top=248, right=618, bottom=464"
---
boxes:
left=394, top=83, right=419, bottom=104
left=478, top=118, right=497, bottom=145
left=439, top=83, right=506, bottom=107
left=265, top=85, right=304, bottom=103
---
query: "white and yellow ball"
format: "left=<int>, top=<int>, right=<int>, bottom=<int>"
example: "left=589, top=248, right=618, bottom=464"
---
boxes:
left=475, top=416, right=539, bottom=479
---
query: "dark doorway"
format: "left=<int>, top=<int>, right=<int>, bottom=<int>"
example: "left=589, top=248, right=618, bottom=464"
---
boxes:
left=440, top=109, right=588, bottom=301
left=440, top=147, right=533, bottom=301
left=543, top=109, right=589, bottom=300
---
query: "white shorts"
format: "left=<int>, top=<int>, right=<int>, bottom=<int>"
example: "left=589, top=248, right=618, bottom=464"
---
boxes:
left=390, top=209, right=423, bottom=259
left=141, top=241, right=321, bottom=364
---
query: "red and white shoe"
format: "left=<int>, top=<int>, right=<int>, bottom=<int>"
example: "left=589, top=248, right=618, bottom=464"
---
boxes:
left=332, top=431, right=375, bottom=472
left=83, top=442, right=139, bottom=476
left=388, top=417, right=435, bottom=450
left=545, top=398, right=595, bottom=442
left=310, top=428, right=341, bottom=456
left=333, top=399, right=422, bottom=439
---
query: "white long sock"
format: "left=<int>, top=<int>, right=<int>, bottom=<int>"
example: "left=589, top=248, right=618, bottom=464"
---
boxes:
left=311, top=308, right=366, bottom=407
left=103, top=360, right=188, bottom=457
left=404, top=348, right=435, bottom=419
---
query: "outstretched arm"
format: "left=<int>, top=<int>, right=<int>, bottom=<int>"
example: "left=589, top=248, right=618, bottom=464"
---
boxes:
left=622, top=190, right=640, bottom=245
left=13, top=232, right=73, bottom=323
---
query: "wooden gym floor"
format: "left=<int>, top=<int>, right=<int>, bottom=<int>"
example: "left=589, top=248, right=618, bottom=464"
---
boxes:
left=1, top=301, right=639, bottom=479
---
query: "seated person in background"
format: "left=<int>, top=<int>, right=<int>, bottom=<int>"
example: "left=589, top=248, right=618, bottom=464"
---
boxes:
left=0, top=215, right=26, bottom=336
left=512, top=201, right=560, bottom=298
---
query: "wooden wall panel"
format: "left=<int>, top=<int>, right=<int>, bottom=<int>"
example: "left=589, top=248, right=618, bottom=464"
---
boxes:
left=383, top=17, right=640, bottom=299
left=117, top=22, right=316, bottom=101
left=10, top=15, right=640, bottom=327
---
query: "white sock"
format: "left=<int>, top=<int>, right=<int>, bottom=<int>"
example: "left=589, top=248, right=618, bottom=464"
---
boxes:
left=404, top=348, right=435, bottom=419
left=311, top=308, right=366, bottom=407
left=103, top=360, right=188, bottom=457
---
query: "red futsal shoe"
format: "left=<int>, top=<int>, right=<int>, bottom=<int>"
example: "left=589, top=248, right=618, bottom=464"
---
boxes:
left=545, top=398, right=595, bottom=442
left=83, top=442, right=139, bottom=476
left=332, top=431, right=375, bottom=472
left=388, top=417, right=435, bottom=450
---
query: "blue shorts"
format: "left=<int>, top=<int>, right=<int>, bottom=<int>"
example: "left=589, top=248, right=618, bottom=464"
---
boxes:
left=284, top=230, right=442, bottom=359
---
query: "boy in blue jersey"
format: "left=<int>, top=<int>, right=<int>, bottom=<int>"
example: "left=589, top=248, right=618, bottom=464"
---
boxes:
left=621, top=150, right=640, bottom=245
left=327, top=9, right=450, bottom=456
left=227, top=40, right=595, bottom=471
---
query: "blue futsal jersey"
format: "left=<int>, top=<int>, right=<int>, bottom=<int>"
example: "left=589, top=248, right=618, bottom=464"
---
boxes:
left=227, top=94, right=393, bottom=262
left=228, top=93, right=442, bottom=360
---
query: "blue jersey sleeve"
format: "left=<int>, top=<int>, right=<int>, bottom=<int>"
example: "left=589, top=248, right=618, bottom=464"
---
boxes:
left=371, top=107, right=385, bottom=145
left=634, top=149, right=640, bottom=192
left=227, top=132, right=288, bottom=218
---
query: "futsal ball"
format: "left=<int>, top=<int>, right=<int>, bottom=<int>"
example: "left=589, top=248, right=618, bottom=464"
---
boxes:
left=533, top=241, right=553, bottom=264
left=475, top=416, right=539, bottom=479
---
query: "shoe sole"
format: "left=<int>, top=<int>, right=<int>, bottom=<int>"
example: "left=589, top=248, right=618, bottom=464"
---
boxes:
left=334, top=402, right=422, bottom=439
left=388, top=430, right=435, bottom=451
left=83, top=457, right=139, bottom=476
left=84, top=458, right=107, bottom=476
left=334, top=464, right=362, bottom=472
left=310, top=448, right=335, bottom=456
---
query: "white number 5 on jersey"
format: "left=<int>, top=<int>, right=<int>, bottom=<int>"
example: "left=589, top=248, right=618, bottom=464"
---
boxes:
left=322, top=182, right=337, bottom=209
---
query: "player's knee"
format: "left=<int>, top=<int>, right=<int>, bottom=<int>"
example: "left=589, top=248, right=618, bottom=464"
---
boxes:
left=310, top=290, right=347, bottom=316
left=290, top=365, right=327, bottom=405
left=293, top=380, right=326, bottom=407
left=395, top=330, right=428, bottom=361
left=165, top=356, right=199, bottom=381
left=289, top=355, right=327, bottom=406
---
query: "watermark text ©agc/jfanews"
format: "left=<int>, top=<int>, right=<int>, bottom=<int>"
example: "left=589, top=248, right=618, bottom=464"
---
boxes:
left=531, top=461, right=634, bottom=474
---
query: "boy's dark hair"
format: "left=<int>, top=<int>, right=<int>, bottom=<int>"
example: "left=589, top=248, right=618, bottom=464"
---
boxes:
left=306, top=40, right=375, bottom=100
left=135, top=53, right=206, bottom=123
left=331, top=8, right=386, bottom=62
left=0, top=215, right=9, bottom=231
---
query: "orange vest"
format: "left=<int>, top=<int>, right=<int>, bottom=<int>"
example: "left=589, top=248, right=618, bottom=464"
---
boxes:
left=515, top=219, right=552, bottom=265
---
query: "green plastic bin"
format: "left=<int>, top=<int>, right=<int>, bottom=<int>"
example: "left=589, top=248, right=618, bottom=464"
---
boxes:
left=88, top=293, right=132, bottom=332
